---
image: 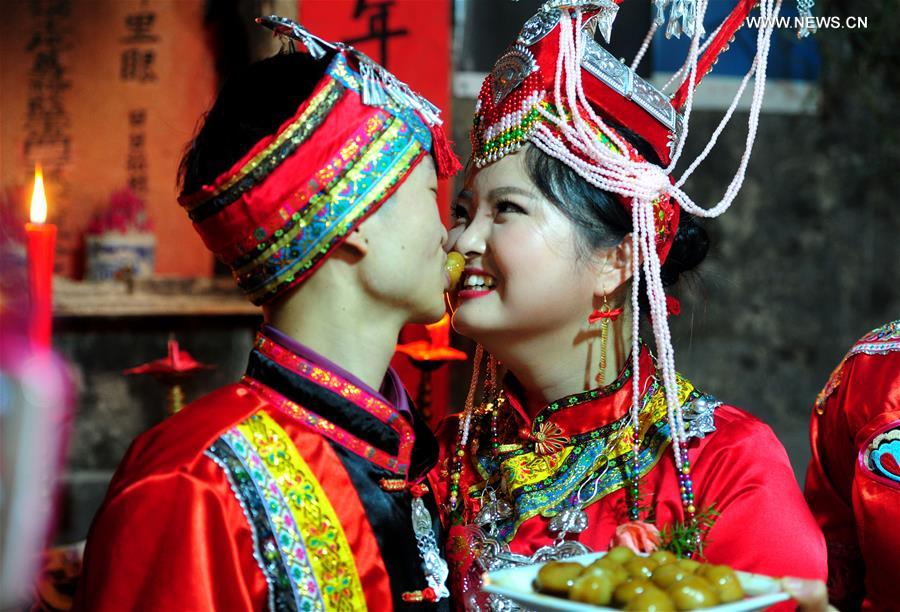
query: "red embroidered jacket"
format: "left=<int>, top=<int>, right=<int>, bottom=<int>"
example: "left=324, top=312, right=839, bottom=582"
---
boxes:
left=805, top=320, right=900, bottom=611
left=74, top=328, right=449, bottom=611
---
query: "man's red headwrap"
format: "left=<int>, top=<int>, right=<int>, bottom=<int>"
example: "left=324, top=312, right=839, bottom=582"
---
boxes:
left=178, top=18, right=460, bottom=305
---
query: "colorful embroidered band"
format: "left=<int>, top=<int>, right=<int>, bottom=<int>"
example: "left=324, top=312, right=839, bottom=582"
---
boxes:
left=250, top=332, right=414, bottom=472
left=208, top=411, right=367, bottom=611
left=179, top=18, right=460, bottom=305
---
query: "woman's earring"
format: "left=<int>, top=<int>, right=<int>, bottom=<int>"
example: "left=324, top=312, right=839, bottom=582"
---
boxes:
left=588, top=295, right=623, bottom=386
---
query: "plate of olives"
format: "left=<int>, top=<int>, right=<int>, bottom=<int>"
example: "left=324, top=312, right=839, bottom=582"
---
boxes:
left=482, top=548, right=791, bottom=611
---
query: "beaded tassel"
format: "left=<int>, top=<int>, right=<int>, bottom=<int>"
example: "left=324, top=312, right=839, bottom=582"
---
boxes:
left=448, top=345, right=484, bottom=512
left=525, top=0, right=783, bottom=524
left=628, top=428, right=642, bottom=521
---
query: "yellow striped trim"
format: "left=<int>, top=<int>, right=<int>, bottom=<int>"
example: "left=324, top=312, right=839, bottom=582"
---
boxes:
left=183, top=79, right=342, bottom=213
left=245, top=132, right=423, bottom=303
left=233, top=115, right=397, bottom=279
left=497, top=377, right=695, bottom=491
left=236, top=412, right=366, bottom=610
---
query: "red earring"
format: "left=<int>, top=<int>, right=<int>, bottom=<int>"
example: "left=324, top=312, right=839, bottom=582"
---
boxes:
left=589, top=295, right=623, bottom=386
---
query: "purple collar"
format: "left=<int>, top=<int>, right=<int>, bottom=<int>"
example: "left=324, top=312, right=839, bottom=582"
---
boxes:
left=261, top=324, right=411, bottom=416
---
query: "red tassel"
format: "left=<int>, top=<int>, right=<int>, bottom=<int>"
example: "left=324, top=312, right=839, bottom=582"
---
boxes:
left=402, top=587, right=437, bottom=602
left=429, top=124, right=462, bottom=179
left=666, top=296, right=681, bottom=316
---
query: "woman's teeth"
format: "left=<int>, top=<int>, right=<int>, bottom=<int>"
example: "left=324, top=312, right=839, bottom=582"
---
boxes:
left=463, top=274, right=496, bottom=289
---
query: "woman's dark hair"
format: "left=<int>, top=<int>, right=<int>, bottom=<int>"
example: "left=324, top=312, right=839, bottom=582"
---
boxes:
left=524, top=123, right=709, bottom=288
left=178, top=50, right=335, bottom=195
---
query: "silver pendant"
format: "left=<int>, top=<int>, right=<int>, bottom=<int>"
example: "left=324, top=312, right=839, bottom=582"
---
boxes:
left=411, top=497, right=450, bottom=601
left=796, top=0, right=817, bottom=38
left=547, top=505, right=589, bottom=536
left=474, top=488, right=514, bottom=538
left=582, top=0, right=620, bottom=44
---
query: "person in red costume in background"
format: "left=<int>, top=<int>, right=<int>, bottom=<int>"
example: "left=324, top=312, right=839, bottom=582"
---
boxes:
left=74, top=16, right=461, bottom=611
left=805, top=320, right=900, bottom=611
left=436, top=1, right=826, bottom=609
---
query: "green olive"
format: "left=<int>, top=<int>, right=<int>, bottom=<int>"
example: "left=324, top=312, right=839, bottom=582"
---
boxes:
left=650, top=550, right=678, bottom=565
left=624, top=556, right=659, bottom=579
left=613, top=578, right=663, bottom=607
left=668, top=575, right=721, bottom=610
left=698, top=564, right=745, bottom=602
left=569, top=572, right=614, bottom=606
left=606, top=545, right=636, bottom=564
left=534, top=561, right=584, bottom=596
left=584, top=558, right=629, bottom=586
left=624, top=589, right=677, bottom=611
left=676, top=558, right=701, bottom=573
left=652, top=562, right=689, bottom=589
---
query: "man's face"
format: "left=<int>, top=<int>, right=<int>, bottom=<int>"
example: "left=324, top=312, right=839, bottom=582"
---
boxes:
left=356, top=156, right=450, bottom=324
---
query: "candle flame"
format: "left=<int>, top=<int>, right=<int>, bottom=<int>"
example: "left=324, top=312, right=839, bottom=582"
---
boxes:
left=30, top=164, right=47, bottom=224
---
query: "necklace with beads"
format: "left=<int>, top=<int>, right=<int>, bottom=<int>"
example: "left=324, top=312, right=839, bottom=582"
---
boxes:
left=446, top=355, right=701, bottom=555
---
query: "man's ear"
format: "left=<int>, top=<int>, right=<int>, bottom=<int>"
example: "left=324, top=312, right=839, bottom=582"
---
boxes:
left=340, top=226, right=369, bottom=258
left=591, top=233, right=634, bottom=299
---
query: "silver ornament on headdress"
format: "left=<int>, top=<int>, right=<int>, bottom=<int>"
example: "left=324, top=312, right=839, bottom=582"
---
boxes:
left=652, top=0, right=706, bottom=40
left=256, top=15, right=443, bottom=126
left=515, top=0, right=620, bottom=44
left=256, top=15, right=332, bottom=59
left=490, top=44, right=538, bottom=106
left=796, top=0, right=818, bottom=38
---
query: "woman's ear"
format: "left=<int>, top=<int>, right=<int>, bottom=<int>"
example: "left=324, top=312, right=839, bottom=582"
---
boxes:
left=592, top=233, right=634, bottom=299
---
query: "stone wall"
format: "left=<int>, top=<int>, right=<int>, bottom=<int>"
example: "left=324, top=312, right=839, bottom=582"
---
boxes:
left=54, top=315, right=259, bottom=544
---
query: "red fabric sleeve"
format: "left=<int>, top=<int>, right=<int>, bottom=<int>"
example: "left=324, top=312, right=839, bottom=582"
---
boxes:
left=806, top=351, right=900, bottom=610
left=72, top=462, right=267, bottom=611
left=804, top=361, right=863, bottom=607
left=699, top=409, right=827, bottom=582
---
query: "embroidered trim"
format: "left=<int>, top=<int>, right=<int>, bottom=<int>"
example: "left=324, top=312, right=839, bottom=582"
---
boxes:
left=240, top=120, right=424, bottom=303
left=532, top=353, right=634, bottom=428
left=254, top=334, right=414, bottom=472
left=848, top=319, right=900, bottom=357
left=469, top=373, right=714, bottom=541
left=241, top=375, right=405, bottom=473
left=232, top=411, right=367, bottom=610
left=327, top=53, right=433, bottom=152
left=209, top=412, right=368, bottom=610
left=206, top=438, right=310, bottom=612
left=816, top=320, right=900, bottom=412
left=229, top=112, right=396, bottom=273
left=862, top=420, right=900, bottom=485
left=184, top=80, right=344, bottom=220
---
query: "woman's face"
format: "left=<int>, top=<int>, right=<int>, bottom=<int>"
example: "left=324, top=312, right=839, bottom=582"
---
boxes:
left=447, top=148, right=601, bottom=343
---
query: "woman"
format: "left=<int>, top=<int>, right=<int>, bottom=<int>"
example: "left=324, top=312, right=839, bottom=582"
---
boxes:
left=436, top=1, right=827, bottom=607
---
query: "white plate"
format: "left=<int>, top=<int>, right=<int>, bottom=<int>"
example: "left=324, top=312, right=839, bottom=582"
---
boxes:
left=482, top=551, right=791, bottom=611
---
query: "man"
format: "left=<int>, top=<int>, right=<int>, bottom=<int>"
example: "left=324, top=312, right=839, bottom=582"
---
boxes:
left=805, top=319, right=900, bottom=611
left=74, top=17, right=460, bottom=611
